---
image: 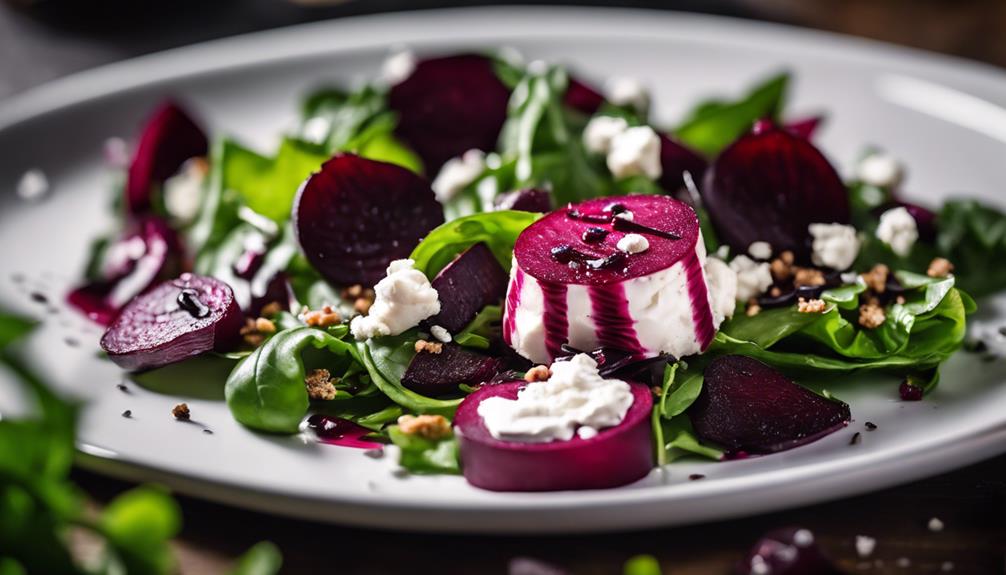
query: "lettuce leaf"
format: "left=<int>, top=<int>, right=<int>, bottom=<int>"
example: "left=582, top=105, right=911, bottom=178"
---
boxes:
left=387, top=426, right=460, bottom=475
left=409, top=210, right=539, bottom=278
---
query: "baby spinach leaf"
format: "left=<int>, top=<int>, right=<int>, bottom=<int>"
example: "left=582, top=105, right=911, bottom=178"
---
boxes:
left=652, top=410, right=723, bottom=466
left=223, top=138, right=330, bottom=223
left=388, top=426, right=461, bottom=475
left=658, top=360, right=706, bottom=419
left=410, top=210, right=539, bottom=278
left=101, top=486, right=181, bottom=575
left=454, top=305, right=502, bottom=351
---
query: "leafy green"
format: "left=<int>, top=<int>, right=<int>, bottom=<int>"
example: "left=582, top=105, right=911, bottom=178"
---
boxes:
left=674, top=72, right=789, bottom=156
left=658, top=360, right=706, bottom=419
left=387, top=426, right=460, bottom=475
left=652, top=410, right=723, bottom=465
left=229, top=542, right=283, bottom=575
left=933, top=199, right=1006, bottom=298
left=100, top=486, right=181, bottom=574
left=359, top=334, right=462, bottom=416
left=225, top=327, right=363, bottom=433
left=454, top=305, right=502, bottom=350
left=624, top=555, right=663, bottom=575
left=221, top=138, right=329, bottom=222
left=410, top=210, right=539, bottom=278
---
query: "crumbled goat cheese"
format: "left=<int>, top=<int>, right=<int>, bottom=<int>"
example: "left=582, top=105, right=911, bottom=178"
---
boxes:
left=164, top=159, right=207, bottom=222
left=705, top=256, right=738, bottom=323
left=350, top=259, right=440, bottom=340
left=431, top=149, right=485, bottom=203
left=793, top=529, right=815, bottom=547
left=855, top=535, right=877, bottom=558
left=583, top=116, right=630, bottom=155
left=301, top=116, right=331, bottom=145
left=430, top=325, right=452, bottom=343
left=605, top=77, right=650, bottom=113
left=876, top=206, right=919, bottom=257
left=477, top=354, right=634, bottom=443
left=928, top=517, right=945, bottom=532
left=809, top=223, right=860, bottom=270
left=380, top=48, right=416, bottom=85
left=730, top=255, right=774, bottom=301
left=857, top=152, right=903, bottom=188
left=16, top=169, right=49, bottom=201
left=748, top=241, right=772, bottom=260
left=607, top=126, right=662, bottom=180
left=616, top=233, right=649, bottom=254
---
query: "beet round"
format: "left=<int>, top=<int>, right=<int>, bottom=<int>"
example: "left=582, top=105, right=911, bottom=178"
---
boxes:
left=426, top=242, right=508, bottom=333
left=401, top=343, right=503, bottom=396
left=100, top=274, right=242, bottom=371
left=702, top=124, right=849, bottom=260
left=126, top=101, right=208, bottom=214
left=455, top=380, right=653, bottom=491
left=493, top=188, right=553, bottom=213
left=293, top=154, right=444, bottom=287
left=658, top=134, right=708, bottom=194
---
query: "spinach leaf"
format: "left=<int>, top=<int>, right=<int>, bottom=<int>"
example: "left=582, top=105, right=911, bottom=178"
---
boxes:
left=658, top=360, right=706, bottom=419
left=229, top=542, right=283, bottom=575
left=454, top=305, right=502, bottom=350
left=652, top=410, right=723, bottom=465
left=225, top=327, right=362, bottom=433
left=359, top=334, right=462, bottom=416
left=410, top=210, right=539, bottom=278
left=674, top=72, right=789, bottom=156
left=387, top=426, right=461, bottom=475
left=100, top=486, right=181, bottom=575
left=222, top=138, right=330, bottom=223
left=624, top=555, right=663, bottom=575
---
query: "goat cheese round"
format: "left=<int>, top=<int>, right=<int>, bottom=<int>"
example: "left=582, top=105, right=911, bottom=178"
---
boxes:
left=876, top=206, right=918, bottom=257
left=503, top=195, right=735, bottom=364
left=350, top=259, right=440, bottom=340
left=477, top=353, right=634, bottom=442
left=809, top=222, right=860, bottom=270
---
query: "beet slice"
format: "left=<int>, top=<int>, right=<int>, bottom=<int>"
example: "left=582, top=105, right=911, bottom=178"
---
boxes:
left=67, top=216, right=186, bottom=325
left=658, top=133, right=708, bottom=194
left=702, top=123, right=849, bottom=260
left=126, top=100, right=208, bottom=214
left=425, top=243, right=508, bottom=333
left=388, top=54, right=510, bottom=173
left=737, top=527, right=841, bottom=575
left=564, top=76, right=605, bottom=115
left=455, top=379, right=653, bottom=491
left=493, top=188, right=553, bottom=213
left=401, top=343, right=504, bottom=396
left=100, top=274, right=242, bottom=371
left=689, top=355, right=850, bottom=454
left=785, top=116, right=823, bottom=140
left=293, top=153, right=444, bottom=287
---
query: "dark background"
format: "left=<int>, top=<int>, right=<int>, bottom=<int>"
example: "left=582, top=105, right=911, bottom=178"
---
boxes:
left=5, top=1, right=1006, bottom=573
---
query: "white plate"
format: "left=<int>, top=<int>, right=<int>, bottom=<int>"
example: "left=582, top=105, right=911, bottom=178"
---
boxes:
left=2, top=7, right=1006, bottom=534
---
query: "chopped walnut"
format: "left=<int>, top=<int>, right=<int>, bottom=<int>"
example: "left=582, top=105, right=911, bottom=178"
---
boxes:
left=651, top=385, right=663, bottom=397
left=303, top=305, right=342, bottom=328
left=896, top=295, right=906, bottom=305
left=414, top=339, right=444, bottom=354
left=780, top=250, right=795, bottom=265
left=524, top=365, right=551, bottom=382
left=255, top=317, right=276, bottom=334
left=770, top=250, right=796, bottom=283
left=172, top=403, right=190, bottom=421
left=859, top=301, right=886, bottom=329
left=797, top=297, right=827, bottom=314
left=305, top=368, right=338, bottom=401
left=861, top=264, right=890, bottom=294
left=397, top=414, right=451, bottom=440
left=341, top=285, right=376, bottom=315
left=927, top=257, right=954, bottom=278
left=745, top=299, right=762, bottom=317
left=259, top=301, right=283, bottom=317
left=769, top=286, right=783, bottom=298
left=793, top=267, right=826, bottom=288
left=240, top=318, right=266, bottom=347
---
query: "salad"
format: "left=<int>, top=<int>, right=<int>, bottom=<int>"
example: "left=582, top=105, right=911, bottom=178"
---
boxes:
left=68, top=48, right=1001, bottom=492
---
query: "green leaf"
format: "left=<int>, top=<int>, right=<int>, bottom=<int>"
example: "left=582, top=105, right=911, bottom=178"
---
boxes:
left=454, top=305, right=502, bottom=351
left=624, top=555, right=663, bottom=575
left=410, top=211, right=539, bottom=278
left=225, top=327, right=362, bottom=433
left=229, top=542, right=283, bottom=575
left=0, top=314, right=34, bottom=350
left=300, top=85, right=387, bottom=152
left=101, top=486, right=182, bottom=575
left=222, top=138, right=329, bottom=222
left=387, top=426, right=460, bottom=475
left=674, top=72, right=789, bottom=156
left=653, top=412, right=723, bottom=465
left=658, top=360, right=705, bottom=419
left=359, top=334, right=461, bottom=416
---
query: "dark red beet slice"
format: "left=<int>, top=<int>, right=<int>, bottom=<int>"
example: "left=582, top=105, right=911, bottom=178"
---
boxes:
left=514, top=195, right=700, bottom=286
left=702, top=124, right=849, bottom=260
left=425, top=243, right=508, bottom=333
left=564, top=76, right=605, bottom=115
left=126, top=100, right=208, bottom=214
left=689, top=355, right=851, bottom=454
left=100, top=274, right=242, bottom=371
left=658, top=133, right=708, bottom=193
left=306, top=414, right=383, bottom=449
left=293, top=153, right=444, bottom=287
left=737, top=527, right=841, bottom=575
left=388, top=54, right=511, bottom=173
left=785, top=116, right=824, bottom=140
left=401, top=343, right=504, bottom=397
left=67, top=216, right=186, bottom=325
left=455, top=379, right=653, bottom=491
left=493, top=188, right=553, bottom=213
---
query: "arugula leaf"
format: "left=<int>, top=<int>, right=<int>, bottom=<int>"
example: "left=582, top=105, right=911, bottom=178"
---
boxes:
left=658, top=360, right=706, bottom=419
left=229, top=542, right=283, bottom=575
left=359, top=334, right=461, bottom=416
left=101, top=486, right=181, bottom=574
left=674, top=72, right=789, bottom=156
left=410, top=210, right=539, bottom=278
left=387, top=426, right=461, bottom=475
left=225, top=327, right=362, bottom=433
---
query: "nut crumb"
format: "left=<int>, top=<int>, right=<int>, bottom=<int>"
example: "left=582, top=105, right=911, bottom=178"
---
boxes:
left=770, top=255, right=793, bottom=282
left=780, top=250, right=795, bottom=265
left=303, top=305, right=342, bottom=328
left=651, top=385, right=662, bottom=397
left=524, top=365, right=551, bottom=382
left=414, top=339, right=444, bottom=354
left=121, top=410, right=132, bottom=418
left=745, top=298, right=761, bottom=317
left=896, top=295, right=906, bottom=305
left=254, top=317, right=276, bottom=334
left=927, top=257, right=954, bottom=278
left=793, top=267, right=826, bottom=287
left=769, top=286, right=782, bottom=297
left=397, top=414, right=451, bottom=440
left=861, top=263, right=890, bottom=294
left=172, top=403, right=190, bottom=421
left=797, top=297, right=827, bottom=313
left=240, top=318, right=266, bottom=347
left=859, top=301, right=886, bottom=329
left=305, top=368, right=338, bottom=401
left=259, top=301, right=283, bottom=317
left=341, top=285, right=376, bottom=315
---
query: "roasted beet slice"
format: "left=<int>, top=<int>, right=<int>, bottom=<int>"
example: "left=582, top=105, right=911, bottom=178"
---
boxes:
left=294, top=154, right=444, bottom=287
left=702, top=124, right=849, bottom=260
left=658, top=134, right=708, bottom=193
left=388, top=54, right=511, bottom=173
left=455, top=379, right=653, bottom=491
left=564, top=76, right=605, bottom=115
left=401, top=343, right=503, bottom=397
left=737, top=527, right=841, bottom=575
left=126, top=100, right=208, bottom=214
left=425, top=243, right=508, bottom=333
left=100, top=274, right=242, bottom=371
left=785, top=116, right=823, bottom=140
left=689, top=355, right=850, bottom=454
left=67, top=216, right=186, bottom=325
left=493, top=188, right=553, bottom=213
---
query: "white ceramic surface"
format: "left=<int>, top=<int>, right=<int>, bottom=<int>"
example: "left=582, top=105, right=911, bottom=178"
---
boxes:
left=2, top=7, right=1006, bottom=534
